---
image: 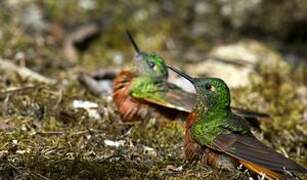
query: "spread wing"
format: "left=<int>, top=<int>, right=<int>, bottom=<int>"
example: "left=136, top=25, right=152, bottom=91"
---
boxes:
left=130, top=79, right=270, bottom=126
left=130, top=81, right=269, bottom=114
left=231, top=107, right=270, bottom=129
left=231, top=107, right=270, bottom=120
left=131, top=82, right=195, bottom=112
left=212, top=133, right=307, bottom=173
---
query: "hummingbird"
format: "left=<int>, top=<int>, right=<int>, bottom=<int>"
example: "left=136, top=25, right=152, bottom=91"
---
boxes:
left=167, top=65, right=307, bottom=179
left=113, top=31, right=269, bottom=125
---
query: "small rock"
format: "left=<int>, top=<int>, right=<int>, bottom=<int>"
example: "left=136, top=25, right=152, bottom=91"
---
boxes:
left=113, top=52, right=124, bottom=65
left=22, top=4, right=47, bottom=32
left=143, top=146, right=157, bottom=156
left=186, top=40, right=286, bottom=87
left=166, top=165, right=183, bottom=172
left=79, top=0, right=96, bottom=10
left=16, top=150, right=26, bottom=154
left=104, top=139, right=125, bottom=147
left=12, top=140, right=18, bottom=145
left=72, top=100, right=101, bottom=119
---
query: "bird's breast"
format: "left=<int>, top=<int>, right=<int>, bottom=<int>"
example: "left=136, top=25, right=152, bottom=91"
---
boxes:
left=186, top=112, right=199, bottom=129
left=112, top=70, right=153, bottom=121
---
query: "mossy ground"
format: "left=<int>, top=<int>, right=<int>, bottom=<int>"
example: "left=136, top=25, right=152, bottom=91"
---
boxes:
left=0, top=1, right=306, bottom=179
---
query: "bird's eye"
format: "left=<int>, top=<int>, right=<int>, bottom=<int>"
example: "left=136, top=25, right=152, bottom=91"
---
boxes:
left=148, top=61, right=155, bottom=69
left=205, top=83, right=211, bottom=90
left=205, top=83, right=215, bottom=91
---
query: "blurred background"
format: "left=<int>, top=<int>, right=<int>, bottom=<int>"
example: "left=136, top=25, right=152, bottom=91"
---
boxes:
left=0, top=0, right=306, bottom=179
left=1, top=0, right=307, bottom=87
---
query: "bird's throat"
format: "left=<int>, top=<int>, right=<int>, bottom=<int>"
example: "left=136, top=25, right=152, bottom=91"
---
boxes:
left=193, top=100, right=230, bottom=122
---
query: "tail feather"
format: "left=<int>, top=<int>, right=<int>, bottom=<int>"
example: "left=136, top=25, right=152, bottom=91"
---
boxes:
left=240, top=160, right=284, bottom=180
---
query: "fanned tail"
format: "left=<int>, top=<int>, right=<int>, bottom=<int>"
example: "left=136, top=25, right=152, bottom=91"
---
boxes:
left=240, top=160, right=284, bottom=180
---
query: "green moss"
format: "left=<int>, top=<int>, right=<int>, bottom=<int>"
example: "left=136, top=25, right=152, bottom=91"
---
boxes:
left=231, top=61, right=307, bottom=169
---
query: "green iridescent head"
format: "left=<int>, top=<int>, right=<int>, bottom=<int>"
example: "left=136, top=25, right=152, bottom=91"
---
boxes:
left=167, top=65, right=230, bottom=109
left=126, top=31, right=168, bottom=78
left=135, top=52, right=168, bottom=77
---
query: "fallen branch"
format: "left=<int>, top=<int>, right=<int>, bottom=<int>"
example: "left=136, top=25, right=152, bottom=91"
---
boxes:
left=0, top=58, right=57, bottom=84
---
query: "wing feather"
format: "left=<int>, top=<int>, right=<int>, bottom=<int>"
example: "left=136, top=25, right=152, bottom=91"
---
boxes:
left=131, top=81, right=269, bottom=122
left=131, top=82, right=196, bottom=112
left=213, top=133, right=307, bottom=173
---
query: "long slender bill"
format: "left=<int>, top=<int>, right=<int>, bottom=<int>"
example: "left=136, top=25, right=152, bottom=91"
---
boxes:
left=126, top=30, right=140, bottom=53
left=167, top=65, right=194, bottom=84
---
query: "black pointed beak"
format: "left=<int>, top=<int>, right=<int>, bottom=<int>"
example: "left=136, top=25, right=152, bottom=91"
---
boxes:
left=126, top=30, right=140, bottom=54
left=167, top=65, right=194, bottom=84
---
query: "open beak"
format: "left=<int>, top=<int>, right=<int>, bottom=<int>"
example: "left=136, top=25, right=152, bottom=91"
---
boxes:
left=167, top=65, right=194, bottom=84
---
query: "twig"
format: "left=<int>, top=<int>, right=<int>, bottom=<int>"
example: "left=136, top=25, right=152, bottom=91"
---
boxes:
left=63, top=23, right=100, bottom=62
left=0, top=58, right=56, bottom=84
left=70, top=129, right=105, bottom=136
left=78, top=74, right=108, bottom=97
left=118, top=121, right=142, bottom=125
left=53, top=89, right=63, bottom=110
left=98, top=154, right=125, bottom=163
left=36, top=131, right=65, bottom=135
left=0, top=85, right=42, bottom=95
